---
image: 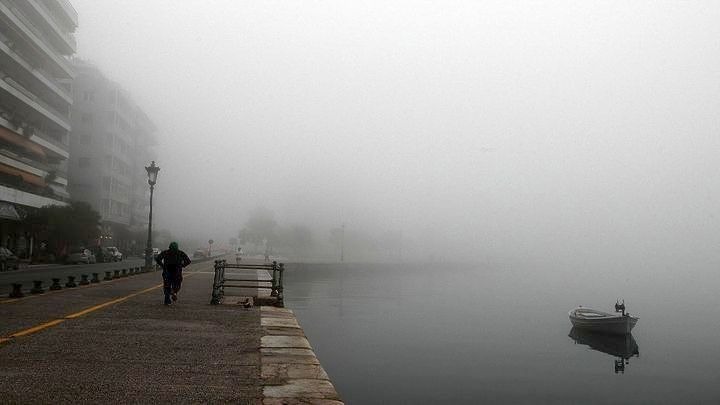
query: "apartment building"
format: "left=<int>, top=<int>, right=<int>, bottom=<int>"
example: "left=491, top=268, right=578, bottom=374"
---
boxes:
left=0, top=0, right=77, bottom=256
left=68, top=60, right=156, bottom=253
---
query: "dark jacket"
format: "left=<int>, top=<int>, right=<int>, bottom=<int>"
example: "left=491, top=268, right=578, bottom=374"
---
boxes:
left=155, top=249, right=191, bottom=272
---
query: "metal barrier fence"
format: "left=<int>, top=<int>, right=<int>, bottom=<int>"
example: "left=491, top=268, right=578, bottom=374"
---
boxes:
left=210, top=260, right=285, bottom=306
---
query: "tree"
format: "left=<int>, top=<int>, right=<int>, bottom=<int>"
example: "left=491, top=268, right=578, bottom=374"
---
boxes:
left=25, top=201, right=101, bottom=256
left=238, top=207, right=277, bottom=249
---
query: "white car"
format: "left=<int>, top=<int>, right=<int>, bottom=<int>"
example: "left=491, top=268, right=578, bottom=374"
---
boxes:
left=106, top=247, right=123, bottom=262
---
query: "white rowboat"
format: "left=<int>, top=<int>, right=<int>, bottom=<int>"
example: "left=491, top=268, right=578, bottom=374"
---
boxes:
left=568, top=307, right=638, bottom=335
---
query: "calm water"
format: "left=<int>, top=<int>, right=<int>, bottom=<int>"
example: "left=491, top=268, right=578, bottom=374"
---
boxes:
left=284, top=262, right=720, bottom=404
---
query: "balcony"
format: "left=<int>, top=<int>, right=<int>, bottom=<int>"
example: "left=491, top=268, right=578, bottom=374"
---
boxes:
left=28, top=130, right=69, bottom=159
left=0, top=1, right=74, bottom=79
left=0, top=38, right=73, bottom=107
left=19, top=0, right=77, bottom=55
left=0, top=72, right=71, bottom=132
left=47, top=0, right=77, bottom=30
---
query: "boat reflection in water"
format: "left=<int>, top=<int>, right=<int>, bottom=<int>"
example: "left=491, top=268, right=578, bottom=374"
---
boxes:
left=569, top=327, right=640, bottom=374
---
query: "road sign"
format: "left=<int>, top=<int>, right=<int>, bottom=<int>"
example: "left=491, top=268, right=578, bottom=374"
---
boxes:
left=208, top=239, right=214, bottom=245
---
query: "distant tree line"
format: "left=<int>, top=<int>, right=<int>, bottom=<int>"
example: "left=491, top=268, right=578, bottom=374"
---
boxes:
left=238, top=207, right=404, bottom=262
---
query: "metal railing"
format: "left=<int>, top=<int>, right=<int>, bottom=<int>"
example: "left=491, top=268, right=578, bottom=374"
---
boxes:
left=210, top=260, right=285, bottom=306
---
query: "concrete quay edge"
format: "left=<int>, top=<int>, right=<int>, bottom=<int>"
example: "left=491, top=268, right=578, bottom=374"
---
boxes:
left=259, top=305, right=344, bottom=405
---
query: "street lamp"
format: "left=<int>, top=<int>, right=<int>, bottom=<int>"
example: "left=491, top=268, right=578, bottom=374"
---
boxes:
left=144, top=161, right=160, bottom=268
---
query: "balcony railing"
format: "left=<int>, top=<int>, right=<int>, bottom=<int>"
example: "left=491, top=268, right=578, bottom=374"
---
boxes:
left=0, top=1, right=73, bottom=78
left=26, top=0, right=77, bottom=53
left=0, top=38, right=73, bottom=103
left=0, top=70, right=71, bottom=130
left=54, top=0, right=77, bottom=27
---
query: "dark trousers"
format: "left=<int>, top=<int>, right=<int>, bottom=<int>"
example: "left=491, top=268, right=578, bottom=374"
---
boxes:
left=162, top=269, right=183, bottom=299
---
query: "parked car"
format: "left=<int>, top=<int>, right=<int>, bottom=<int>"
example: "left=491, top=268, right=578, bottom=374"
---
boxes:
left=0, top=247, right=19, bottom=271
left=66, top=247, right=96, bottom=264
left=144, top=247, right=161, bottom=259
left=106, top=246, right=123, bottom=262
left=92, top=246, right=113, bottom=263
left=193, top=249, right=207, bottom=259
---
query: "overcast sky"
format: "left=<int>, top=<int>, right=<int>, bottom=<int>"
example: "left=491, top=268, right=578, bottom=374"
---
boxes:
left=71, top=1, right=720, bottom=267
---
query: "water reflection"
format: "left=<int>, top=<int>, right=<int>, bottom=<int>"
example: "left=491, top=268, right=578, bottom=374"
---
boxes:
left=569, top=328, right=640, bottom=374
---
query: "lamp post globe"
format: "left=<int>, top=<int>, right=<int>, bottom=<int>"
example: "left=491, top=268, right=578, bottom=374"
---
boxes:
left=145, top=161, right=160, bottom=268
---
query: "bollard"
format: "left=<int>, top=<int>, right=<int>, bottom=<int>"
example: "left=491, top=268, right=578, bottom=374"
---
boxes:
left=91, top=273, right=100, bottom=283
left=10, top=283, right=24, bottom=298
left=276, top=263, right=285, bottom=307
left=65, top=276, right=77, bottom=288
left=79, top=274, right=90, bottom=285
left=104, top=271, right=113, bottom=281
left=121, top=269, right=128, bottom=277
left=270, top=261, right=278, bottom=297
left=113, top=270, right=120, bottom=279
left=31, top=280, right=44, bottom=294
left=50, top=278, right=62, bottom=290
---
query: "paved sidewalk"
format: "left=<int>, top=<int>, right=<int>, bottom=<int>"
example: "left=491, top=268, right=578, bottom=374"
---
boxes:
left=0, top=258, right=262, bottom=403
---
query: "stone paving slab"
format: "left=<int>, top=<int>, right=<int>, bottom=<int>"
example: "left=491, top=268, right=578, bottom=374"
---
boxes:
left=262, top=364, right=330, bottom=381
left=262, top=335, right=312, bottom=349
left=263, top=399, right=344, bottom=405
left=259, top=305, right=343, bottom=404
left=264, top=379, right=342, bottom=400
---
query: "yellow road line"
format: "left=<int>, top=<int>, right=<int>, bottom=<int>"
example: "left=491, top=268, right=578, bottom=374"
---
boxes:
left=0, top=272, right=200, bottom=345
left=65, top=284, right=162, bottom=319
left=10, top=319, right=66, bottom=338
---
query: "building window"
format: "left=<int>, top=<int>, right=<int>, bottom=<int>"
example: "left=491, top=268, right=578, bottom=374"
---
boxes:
left=80, top=113, right=94, bottom=125
left=78, top=157, right=91, bottom=168
left=82, top=91, right=95, bottom=102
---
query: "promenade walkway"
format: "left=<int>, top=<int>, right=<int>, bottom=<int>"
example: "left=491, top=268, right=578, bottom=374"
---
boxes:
left=0, top=256, right=341, bottom=404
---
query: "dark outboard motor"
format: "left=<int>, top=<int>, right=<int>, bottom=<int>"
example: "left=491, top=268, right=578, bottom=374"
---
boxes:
left=615, top=299, right=626, bottom=316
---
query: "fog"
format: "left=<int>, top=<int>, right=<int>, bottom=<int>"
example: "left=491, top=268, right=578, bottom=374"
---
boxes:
left=73, top=1, right=720, bottom=268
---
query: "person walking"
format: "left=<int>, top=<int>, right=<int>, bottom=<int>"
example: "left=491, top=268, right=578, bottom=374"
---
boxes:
left=155, top=242, right=191, bottom=305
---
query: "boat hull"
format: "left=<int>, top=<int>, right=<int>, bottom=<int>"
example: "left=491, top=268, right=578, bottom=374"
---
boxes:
left=569, top=308, right=638, bottom=335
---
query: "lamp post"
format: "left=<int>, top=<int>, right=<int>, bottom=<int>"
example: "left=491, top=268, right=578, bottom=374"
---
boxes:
left=144, top=161, right=160, bottom=269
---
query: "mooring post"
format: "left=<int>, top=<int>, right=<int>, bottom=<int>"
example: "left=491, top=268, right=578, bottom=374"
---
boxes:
left=79, top=274, right=90, bottom=285
left=9, top=283, right=23, bottom=298
left=31, top=280, right=44, bottom=294
left=50, top=278, right=62, bottom=290
left=65, top=276, right=77, bottom=288
left=91, top=273, right=100, bottom=283
left=113, top=270, right=120, bottom=279
left=277, top=263, right=285, bottom=305
left=210, top=260, right=222, bottom=305
left=121, top=269, right=128, bottom=277
left=271, top=261, right=278, bottom=297
left=104, top=271, right=112, bottom=281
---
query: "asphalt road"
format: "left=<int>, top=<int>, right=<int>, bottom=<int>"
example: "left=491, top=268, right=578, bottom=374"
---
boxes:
left=0, top=258, right=146, bottom=295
